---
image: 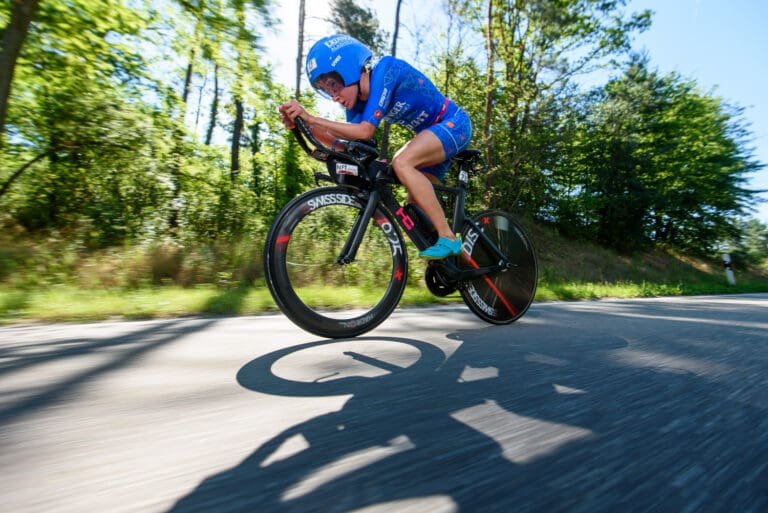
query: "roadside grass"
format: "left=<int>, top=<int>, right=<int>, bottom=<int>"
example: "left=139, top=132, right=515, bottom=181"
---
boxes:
left=0, top=284, right=455, bottom=325
left=2, top=276, right=766, bottom=326
left=534, top=280, right=768, bottom=301
left=1, top=222, right=766, bottom=325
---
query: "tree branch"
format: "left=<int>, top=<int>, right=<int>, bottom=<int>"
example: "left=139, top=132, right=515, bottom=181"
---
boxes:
left=0, top=149, right=50, bottom=203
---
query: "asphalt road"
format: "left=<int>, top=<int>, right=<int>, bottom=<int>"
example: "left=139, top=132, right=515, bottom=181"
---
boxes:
left=1, top=295, right=767, bottom=513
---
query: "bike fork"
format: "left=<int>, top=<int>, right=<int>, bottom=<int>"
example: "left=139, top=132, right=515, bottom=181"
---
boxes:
left=336, top=190, right=380, bottom=264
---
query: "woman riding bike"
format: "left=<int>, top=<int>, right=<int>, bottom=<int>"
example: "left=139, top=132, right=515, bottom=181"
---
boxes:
left=278, top=34, right=473, bottom=260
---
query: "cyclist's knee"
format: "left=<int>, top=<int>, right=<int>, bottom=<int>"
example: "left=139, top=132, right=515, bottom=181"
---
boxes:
left=391, top=155, right=412, bottom=180
left=392, top=155, right=431, bottom=183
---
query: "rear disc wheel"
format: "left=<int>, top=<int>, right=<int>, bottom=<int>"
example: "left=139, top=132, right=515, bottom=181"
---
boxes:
left=459, top=210, right=537, bottom=324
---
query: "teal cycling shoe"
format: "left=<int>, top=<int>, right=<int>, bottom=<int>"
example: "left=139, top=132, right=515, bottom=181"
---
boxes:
left=419, top=235, right=463, bottom=260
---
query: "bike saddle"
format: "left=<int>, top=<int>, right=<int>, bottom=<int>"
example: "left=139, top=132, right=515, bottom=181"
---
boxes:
left=453, top=149, right=482, bottom=165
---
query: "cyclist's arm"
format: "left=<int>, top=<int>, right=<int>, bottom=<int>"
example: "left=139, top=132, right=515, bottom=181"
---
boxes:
left=280, top=100, right=376, bottom=145
left=307, top=116, right=376, bottom=145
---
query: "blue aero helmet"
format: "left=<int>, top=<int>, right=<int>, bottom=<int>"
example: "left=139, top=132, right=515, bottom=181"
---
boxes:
left=306, top=34, right=372, bottom=98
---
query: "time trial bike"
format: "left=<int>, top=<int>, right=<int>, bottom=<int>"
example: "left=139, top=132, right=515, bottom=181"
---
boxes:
left=263, top=117, right=537, bottom=338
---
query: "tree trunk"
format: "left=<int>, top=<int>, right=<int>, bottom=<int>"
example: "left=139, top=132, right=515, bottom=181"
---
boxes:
left=168, top=45, right=196, bottom=234
left=228, top=1, right=249, bottom=182
left=205, top=63, right=219, bottom=145
left=391, top=0, right=402, bottom=57
left=182, top=51, right=195, bottom=105
left=295, top=0, right=305, bottom=98
left=483, top=0, right=495, bottom=168
left=0, top=0, right=41, bottom=145
left=231, top=99, right=244, bottom=181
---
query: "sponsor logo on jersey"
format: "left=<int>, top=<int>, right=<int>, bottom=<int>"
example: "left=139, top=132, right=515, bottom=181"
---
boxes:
left=405, top=110, right=429, bottom=130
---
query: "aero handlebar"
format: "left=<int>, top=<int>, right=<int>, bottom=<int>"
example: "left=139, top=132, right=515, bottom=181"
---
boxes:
left=291, top=117, right=380, bottom=166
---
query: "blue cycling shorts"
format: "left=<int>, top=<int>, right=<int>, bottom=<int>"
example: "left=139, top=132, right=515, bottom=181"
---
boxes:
left=419, top=102, right=473, bottom=180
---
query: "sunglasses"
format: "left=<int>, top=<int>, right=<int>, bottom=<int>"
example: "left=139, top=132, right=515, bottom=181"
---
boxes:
left=314, top=74, right=348, bottom=98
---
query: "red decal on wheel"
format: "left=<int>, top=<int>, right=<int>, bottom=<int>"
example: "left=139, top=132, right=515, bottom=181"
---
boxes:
left=461, top=253, right=517, bottom=316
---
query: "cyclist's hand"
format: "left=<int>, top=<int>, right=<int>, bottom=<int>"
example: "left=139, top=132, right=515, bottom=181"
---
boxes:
left=279, top=100, right=310, bottom=129
left=278, top=102, right=296, bottom=129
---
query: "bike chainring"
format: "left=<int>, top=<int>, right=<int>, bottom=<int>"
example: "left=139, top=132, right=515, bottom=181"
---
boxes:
left=424, top=263, right=458, bottom=297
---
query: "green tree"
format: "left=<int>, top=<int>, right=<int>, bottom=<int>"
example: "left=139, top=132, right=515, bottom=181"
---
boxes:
left=327, top=0, right=388, bottom=55
left=553, top=58, right=762, bottom=254
left=155, top=0, right=273, bottom=234
left=741, top=219, right=768, bottom=264
left=449, top=0, right=651, bottom=215
left=9, top=64, right=176, bottom=245
left=1, top=0, right=154, bottom=207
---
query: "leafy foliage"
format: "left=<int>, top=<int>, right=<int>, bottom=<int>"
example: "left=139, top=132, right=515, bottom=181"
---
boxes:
left=0, top=0, right=764, bottom=292
left=327, top=0, right=389, bottom=55
left=552, top=57, right=761, bottom=253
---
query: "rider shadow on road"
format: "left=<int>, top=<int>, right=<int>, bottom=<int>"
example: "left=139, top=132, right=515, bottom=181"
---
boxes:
left=166, top=317, right=768, bottom=513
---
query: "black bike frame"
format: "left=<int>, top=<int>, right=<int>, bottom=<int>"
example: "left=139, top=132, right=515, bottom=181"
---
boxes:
left=291, top=118, right=510, bottom=281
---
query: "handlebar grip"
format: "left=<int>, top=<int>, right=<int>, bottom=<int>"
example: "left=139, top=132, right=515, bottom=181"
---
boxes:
left=292, top=117, right=331, bottom=161
left=294, top=116, right=313, bottom=140
left=291, top=125, right=313, bottom=156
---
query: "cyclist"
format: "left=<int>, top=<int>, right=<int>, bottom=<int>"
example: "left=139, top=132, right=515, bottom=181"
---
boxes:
left=278, top=34, right=473, bottom=260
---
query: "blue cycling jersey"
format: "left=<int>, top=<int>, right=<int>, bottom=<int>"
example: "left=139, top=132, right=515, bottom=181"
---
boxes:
left=347, top=56, right=445, bottom=131
left=345, top=56, right=473, bottom=179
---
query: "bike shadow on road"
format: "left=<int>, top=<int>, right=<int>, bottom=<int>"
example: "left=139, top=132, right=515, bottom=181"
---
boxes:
left=166, top=315, right=768, bottom=513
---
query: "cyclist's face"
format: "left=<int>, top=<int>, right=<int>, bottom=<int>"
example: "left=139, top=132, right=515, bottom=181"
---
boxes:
left=315, top=74, right=346, bottom=97
left=315, top=74, right=358, bottom=108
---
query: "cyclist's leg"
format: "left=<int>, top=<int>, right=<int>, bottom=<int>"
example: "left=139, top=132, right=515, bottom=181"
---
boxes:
left=393, top=135, right=464, bottom=260
left=394, top=106, right=472, bottom=259
left=392, top=130, right=453, bottom=240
